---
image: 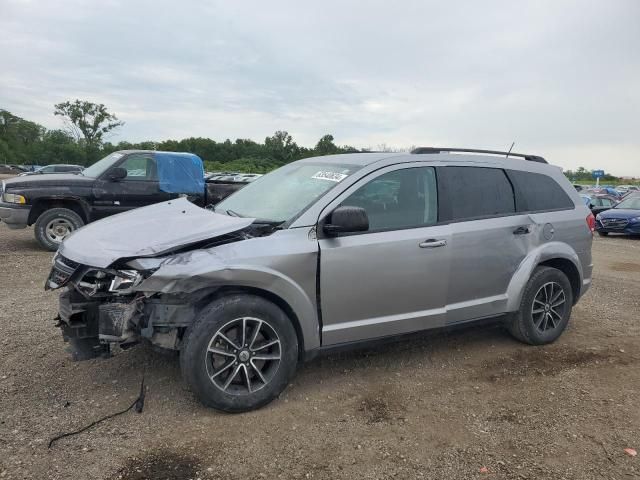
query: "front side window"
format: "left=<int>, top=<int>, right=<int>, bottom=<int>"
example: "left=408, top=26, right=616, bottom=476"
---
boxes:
left=438, top=166, right=515, bottom=221
left=119, top=154, right=156, bottom=180
left=339, top=167, right=438, bottom=231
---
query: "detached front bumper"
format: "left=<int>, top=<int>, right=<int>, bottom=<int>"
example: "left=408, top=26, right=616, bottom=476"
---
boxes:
left=57, top=288, right=142, bottom=360
left=0, top=203, right=30, bottom=229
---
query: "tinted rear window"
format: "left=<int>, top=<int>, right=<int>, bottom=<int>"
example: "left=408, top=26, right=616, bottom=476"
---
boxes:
left=506, top=170, right=574, bottom=212
left=438, top=166, right=515, bottom=221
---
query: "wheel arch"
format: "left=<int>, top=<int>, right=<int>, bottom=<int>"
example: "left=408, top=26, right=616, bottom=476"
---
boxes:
left=206, top=286, right=308, bottom=362
left=506, top=243, right=584, bottom=311
left=537, top=258, right=581, bottom=305
left=138, top=262, right=321, bottom=356
left=28, top=197, right=90, bottom=225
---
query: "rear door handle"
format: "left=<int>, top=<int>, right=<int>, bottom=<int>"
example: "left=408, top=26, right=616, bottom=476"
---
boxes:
left=419, top=239, right=447, bottom=248
left=513, top=226, right=531, bottom=235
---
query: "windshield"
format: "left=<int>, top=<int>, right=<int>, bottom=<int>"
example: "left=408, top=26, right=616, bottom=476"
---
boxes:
left=216, top=162, right=361, bottom=223
left=614, top=196, right=640, bottom=210
left=81, top=152, right=125, bottom=178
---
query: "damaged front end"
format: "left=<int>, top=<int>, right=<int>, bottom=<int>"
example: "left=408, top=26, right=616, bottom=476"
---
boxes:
left=47, top=233, right=253, bottom=361
left=48, top=254, right=154, bottom=360
left=44, top=198, right=264, bottom=361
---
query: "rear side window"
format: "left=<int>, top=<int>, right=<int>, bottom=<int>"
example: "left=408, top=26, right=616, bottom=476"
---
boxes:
left=506, top=170, right=574, bottom=212
left=437, top=166, right=515, bottom=221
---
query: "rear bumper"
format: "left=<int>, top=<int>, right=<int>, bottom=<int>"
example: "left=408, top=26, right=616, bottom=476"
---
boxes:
left=0, top=203, right=30, bottom=229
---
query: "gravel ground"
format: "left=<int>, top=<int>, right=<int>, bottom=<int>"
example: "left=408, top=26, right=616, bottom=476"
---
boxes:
left=0, top=227, right=639, bottom=480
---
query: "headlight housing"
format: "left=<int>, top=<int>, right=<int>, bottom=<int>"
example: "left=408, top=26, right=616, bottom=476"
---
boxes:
left=3, top=193, right=26, bottom=204
left=595, top=214, right=602, bottom=221
left=73, top=269, right=144, bottom=297
left=629, top=216, right=640, bottom=223
left=109, top=270, right=144, bottom=294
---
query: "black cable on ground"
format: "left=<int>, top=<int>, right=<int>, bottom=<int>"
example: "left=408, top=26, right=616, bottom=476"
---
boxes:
left=48, top=374, right=145, bottom=449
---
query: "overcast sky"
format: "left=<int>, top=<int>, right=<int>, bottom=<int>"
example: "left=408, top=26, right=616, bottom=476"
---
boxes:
left=1, top=0, right=639, bottom=176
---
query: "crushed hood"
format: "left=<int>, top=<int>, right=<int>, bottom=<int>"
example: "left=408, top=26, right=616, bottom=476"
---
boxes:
left=58, top=197, right=254, bottom=268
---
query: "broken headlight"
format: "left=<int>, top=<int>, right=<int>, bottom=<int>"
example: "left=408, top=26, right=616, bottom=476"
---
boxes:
left=75, top=269, right=144, bottom=297
left=108, top=270, right=144, bottom=295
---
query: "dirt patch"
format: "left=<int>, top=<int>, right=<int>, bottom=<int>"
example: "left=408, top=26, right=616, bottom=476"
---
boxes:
left=480, top=347, right=629, bottom=382
left=487, top=407, right=528, bottom=425
left=610, top=261, right=640, bottom=272
left=357, top=389, right=407, bottom=424
left=113, top=451, right=201, bottom=480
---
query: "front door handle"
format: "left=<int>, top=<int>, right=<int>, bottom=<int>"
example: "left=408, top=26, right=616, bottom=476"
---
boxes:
left=419, top=239, right=447, bottom=248
left=513, top=226, right=531, bottom=235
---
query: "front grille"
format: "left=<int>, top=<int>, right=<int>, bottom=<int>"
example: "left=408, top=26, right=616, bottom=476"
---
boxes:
left=46, top=255, right=81, bottom=289
left=601, top=218, right=628, bottom=229
left=57, top=255, right=80, bottom=271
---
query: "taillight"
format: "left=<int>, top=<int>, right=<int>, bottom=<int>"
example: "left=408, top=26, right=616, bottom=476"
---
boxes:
left=586, top=213, right=596, bottom=233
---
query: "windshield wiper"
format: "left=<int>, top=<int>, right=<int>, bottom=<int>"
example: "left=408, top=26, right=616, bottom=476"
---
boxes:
left=252, top=218, right=285, bottom=227
left=225, top=209, right=243, bottom=217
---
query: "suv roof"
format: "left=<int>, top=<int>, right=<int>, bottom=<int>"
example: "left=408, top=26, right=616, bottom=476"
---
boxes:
left=298, top=148, right=548, bottom=168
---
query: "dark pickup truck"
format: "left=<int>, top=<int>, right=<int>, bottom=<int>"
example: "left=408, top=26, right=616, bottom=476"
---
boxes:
left=0, top=150, right=252, bottom=251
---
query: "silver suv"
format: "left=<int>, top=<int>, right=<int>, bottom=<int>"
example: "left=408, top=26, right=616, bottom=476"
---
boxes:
left=47, top=148, right=594, bottom=412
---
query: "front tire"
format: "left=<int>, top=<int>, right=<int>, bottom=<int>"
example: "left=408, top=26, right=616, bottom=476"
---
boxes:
left=34, top=208, right=84, bottom=251
left=507, top=266, right=573, bottom=345
left=180, top=294, right=298, bottom=412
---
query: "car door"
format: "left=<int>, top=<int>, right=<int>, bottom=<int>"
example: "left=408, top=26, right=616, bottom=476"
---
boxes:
left=591, top=197, right=614, bottom=215
left=91, top=153, right=174, bottom=220
left=318, top=164, right=451, bottom=345
left=436, top=166, right=530, bottom=324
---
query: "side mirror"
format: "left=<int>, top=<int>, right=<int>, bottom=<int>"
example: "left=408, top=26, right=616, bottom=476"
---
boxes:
left=106, top=167, right=127, bottom=181
left=323, top=206, right=369, bottom=236
left=589, top=203, right=594, bottom=209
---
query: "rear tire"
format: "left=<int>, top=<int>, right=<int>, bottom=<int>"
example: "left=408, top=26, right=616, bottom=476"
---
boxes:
left=180, top=294, right=298, bottom=412
left=34, top=208, right=84, bottom=251
left=507, top=266, right=573, bottom=345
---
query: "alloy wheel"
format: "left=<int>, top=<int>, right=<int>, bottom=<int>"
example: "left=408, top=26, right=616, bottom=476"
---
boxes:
left=531, top=282, right=566, bottom=333
left=205, top=317, right=281, bottom=395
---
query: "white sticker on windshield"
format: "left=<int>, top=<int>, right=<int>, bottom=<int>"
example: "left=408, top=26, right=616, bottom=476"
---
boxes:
left=312, top=171, right=348, bottom=182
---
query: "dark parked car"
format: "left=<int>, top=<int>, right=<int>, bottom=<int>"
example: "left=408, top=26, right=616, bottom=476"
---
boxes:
left=18, top=164, right=84, bottom=176
left=205, top=172, right=262, bottom=204
left=595, top=194, right=640, bottom=236
left=0, top=151, right=253, bottom=251
left=582, top=194, right=618, bottom=215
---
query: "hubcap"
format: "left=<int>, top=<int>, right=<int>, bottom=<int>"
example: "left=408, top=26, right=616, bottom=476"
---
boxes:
left=205, top=317, right=281, bottom=395
left=532, top=282, right=566, bottom=333
left=45, top=218, right=74, bottom=244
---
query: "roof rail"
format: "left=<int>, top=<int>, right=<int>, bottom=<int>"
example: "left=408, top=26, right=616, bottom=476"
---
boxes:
left=410, top=147, right=547, bottom=164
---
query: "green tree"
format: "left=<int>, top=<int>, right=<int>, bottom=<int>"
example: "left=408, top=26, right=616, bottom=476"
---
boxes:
left=264, top=131, right=300, bottom=164
left=54, top=100, right=123, bottom=163
left=314, top=134, right=339, bottom=156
